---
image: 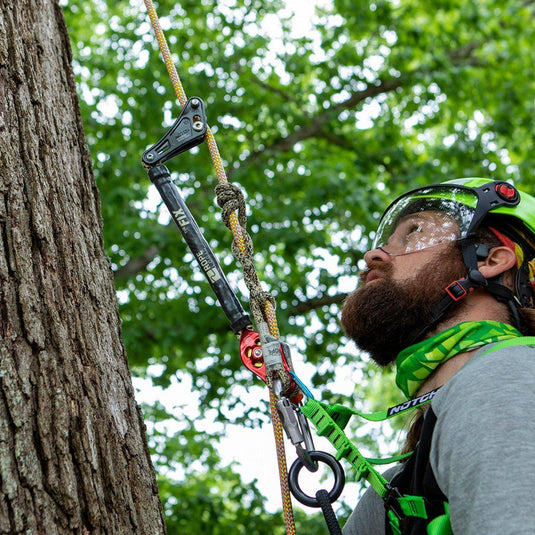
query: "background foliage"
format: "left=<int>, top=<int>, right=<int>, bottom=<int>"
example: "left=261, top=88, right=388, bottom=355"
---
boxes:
left=60, top=0, right=535, bottom=532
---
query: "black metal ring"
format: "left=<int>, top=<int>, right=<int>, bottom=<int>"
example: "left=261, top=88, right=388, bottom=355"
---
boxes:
left=288, top=451, right=345, bottom=508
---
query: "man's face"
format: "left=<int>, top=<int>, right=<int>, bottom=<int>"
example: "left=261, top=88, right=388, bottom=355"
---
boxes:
left=341, top=212, right=466, bottom=366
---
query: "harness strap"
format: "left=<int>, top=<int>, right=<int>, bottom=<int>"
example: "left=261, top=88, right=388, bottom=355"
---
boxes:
left=478, top=336, right=535, bottom=355
left=315, top=389, right=439, bottom=424
left=426, top=504, right=453, bottom=535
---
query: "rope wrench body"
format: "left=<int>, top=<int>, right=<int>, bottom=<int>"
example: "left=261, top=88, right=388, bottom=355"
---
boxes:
left=143, top=98, right=250, bottom=334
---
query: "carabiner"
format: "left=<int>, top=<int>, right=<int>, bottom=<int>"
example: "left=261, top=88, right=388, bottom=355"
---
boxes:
left=275, top=397, right=318, bottom=472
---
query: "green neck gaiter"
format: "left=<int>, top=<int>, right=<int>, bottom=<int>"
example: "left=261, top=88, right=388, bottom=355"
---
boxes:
left=396, top=321, right=521, bottom=398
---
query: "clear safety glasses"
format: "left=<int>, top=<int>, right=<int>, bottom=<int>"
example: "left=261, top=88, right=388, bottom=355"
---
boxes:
left=372, top=186, right=478, bottom=256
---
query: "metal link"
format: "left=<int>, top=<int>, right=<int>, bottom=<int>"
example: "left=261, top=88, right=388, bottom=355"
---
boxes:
left=288, top=451, right=345, bottom=508
left=276, top=397, right=318, bottom=472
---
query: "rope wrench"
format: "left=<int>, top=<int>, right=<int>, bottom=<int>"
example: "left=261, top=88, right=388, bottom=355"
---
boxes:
left=141, top=97, right=345, bottom=527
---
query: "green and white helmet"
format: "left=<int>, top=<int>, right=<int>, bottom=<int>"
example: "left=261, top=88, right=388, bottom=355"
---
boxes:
left=375, top=178, right=535, bottom=332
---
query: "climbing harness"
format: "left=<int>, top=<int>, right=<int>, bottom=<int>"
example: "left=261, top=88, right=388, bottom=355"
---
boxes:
left=384, top=336, right=535, bottom=535
left=297, top=393, right=433, bottom=535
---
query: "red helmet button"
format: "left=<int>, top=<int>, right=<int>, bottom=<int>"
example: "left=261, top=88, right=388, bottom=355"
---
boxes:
left=495, top=183, right=518, bottom=202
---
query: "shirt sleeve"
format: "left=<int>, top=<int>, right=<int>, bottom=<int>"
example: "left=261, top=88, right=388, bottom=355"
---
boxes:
left=430, top=345, right=535, bottom=535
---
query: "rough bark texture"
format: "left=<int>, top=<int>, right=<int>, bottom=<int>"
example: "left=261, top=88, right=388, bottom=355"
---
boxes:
left=0, top=1, right=166, bottom=533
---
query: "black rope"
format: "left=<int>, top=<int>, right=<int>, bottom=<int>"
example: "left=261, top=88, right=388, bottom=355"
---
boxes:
left=315, top=489, right=342, bottom=535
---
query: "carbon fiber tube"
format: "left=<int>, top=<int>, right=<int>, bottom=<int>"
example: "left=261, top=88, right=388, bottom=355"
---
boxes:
left=148, top=164, right=251, bottom=334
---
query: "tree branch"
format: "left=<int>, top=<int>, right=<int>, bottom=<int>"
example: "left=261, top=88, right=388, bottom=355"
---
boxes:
left=232, top=38, right=487, bottom=174
left=447, top=41, right=480, bottom=62
left=114, top=245, right=160, bottom=279
left=250, top=76, right=305, bottom=107
left=288, top=292, right=349, bottom=315
left=240, top=77, right=405, bottom=167
left=317, top=130, right=398, bottom=177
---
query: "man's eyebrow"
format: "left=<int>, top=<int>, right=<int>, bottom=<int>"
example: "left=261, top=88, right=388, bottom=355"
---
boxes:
left=398, top=213, right=427, bottom=224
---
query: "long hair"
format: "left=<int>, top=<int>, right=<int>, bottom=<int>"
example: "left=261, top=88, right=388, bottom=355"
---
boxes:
left=519, top=308, right=535, bottom=335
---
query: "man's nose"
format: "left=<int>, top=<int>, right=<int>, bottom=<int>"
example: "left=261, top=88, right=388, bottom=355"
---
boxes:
left=364, top=247, right=393, bottom=265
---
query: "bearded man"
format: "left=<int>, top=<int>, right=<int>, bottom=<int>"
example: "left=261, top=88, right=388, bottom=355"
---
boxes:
left=340, top=179, right=535, bottom=535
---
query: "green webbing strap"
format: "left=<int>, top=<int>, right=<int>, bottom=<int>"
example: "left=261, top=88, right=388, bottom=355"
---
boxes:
left=301, top=399, right=428, bottom=522
left=301, top=399, right=388, bottom=491
left=426, top=503, right=452, bottom=535
left=315, top=388, right=438, bottom=424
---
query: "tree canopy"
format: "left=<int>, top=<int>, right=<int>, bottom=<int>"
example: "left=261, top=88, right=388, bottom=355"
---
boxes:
left=61, top=0, right=535, bottom=531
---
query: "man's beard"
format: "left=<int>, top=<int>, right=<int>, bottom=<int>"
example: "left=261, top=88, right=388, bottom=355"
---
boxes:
left=340, top=245, right=466, bottom=366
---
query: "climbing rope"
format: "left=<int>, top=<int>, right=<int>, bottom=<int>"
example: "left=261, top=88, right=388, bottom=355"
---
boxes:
left=142, top=2, right=296, bottom=532
left=316, top=490, right=343, bottom=535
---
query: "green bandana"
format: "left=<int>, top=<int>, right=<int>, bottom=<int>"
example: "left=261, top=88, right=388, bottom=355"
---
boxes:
left=396, top=321, right=522, bottom=398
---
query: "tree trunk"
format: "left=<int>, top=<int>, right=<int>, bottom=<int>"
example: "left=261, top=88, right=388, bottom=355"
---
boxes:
left=0, top=2, right=166, bottom=533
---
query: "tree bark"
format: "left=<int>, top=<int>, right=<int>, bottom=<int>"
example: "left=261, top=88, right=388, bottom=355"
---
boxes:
left=0, top=2, right=166, bottom=533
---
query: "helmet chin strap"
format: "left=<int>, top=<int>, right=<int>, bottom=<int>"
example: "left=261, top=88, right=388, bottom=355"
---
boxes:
left=408, top=239, right=524, bottom=344
left=459, top=238, right=525, bottom=331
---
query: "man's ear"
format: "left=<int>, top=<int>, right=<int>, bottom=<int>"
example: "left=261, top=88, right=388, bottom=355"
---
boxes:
left=478, top=246, right=517, bottom=280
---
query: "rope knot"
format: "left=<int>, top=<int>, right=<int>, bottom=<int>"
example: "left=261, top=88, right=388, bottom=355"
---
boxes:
left=215, top=183, right=247, bottom=228
left=250, top=289, right=277, bottom=320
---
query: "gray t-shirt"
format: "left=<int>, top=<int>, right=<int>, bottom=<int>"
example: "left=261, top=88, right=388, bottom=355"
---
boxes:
left=343, top=343, right=535, bottom=535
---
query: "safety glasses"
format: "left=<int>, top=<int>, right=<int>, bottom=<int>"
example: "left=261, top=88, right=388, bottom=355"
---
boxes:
left=373, top=186, right=479, bottom=256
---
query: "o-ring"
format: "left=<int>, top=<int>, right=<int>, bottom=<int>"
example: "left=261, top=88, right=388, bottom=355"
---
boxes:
left=288, top=450, right=345, bottom=508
